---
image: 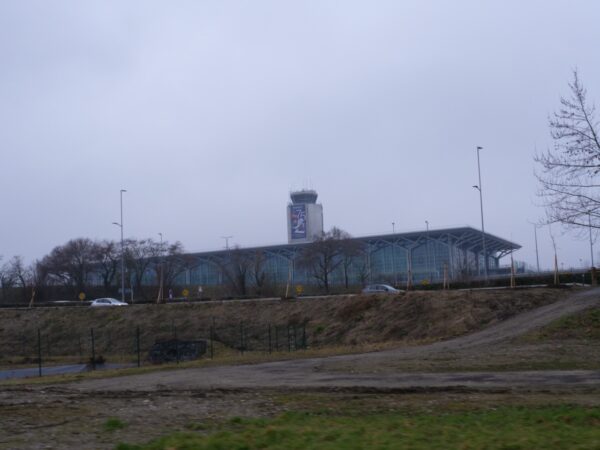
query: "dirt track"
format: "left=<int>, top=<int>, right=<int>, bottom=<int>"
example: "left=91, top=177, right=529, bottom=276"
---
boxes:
left=66, top=287, right=600, bottom=393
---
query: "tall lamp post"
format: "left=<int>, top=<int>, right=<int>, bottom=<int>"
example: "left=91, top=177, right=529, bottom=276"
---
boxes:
left=112, top=189, right=127, bottom=302
left=588, top=212, right=595, bottom=268
left=425, top=220, right=431, bottom=280
left=532, top=223, right=540, bottom=273
left=221, top=236, right=233, bottom=250
left=472, top=146, right=488, bottom=280
left=158, top=232, right=164, bottom=303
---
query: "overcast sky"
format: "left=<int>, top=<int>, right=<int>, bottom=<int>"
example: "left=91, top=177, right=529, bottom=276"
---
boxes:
left=1, top=1, right=600, bottom=269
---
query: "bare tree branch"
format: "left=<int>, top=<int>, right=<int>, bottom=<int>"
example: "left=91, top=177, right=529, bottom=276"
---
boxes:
left=535, top=69, right=600, bottom=235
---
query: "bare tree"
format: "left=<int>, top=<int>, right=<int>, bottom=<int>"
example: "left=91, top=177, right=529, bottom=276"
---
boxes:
left=125, top=238, right=161, bottom=300
left=93, top=240, right=120, bottom=295
left=339, top=233, right=365, bottom=289
left=299, top=227, right=348, bottom=293
left=535, top=70, right=600, bottom=230
left=250, top=250, right=270, bottom=296
left=28, top=260, right=47, bottom=306
left=40, top=238, right=97, bottom=294
left=0, top=256, right=35, bottom=304
left=7, top=256, right=33, bottom=302
left=160, top=241, right=189, bottom=293
left=218, top=246, right=251, bottom=297
left=0, top=257, right=16, bottom=302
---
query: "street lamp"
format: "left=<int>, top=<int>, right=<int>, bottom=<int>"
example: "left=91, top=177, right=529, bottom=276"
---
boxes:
left=392, top=222, right=395, bottom=234
left=221, top=236, right=233, bottom=250
left=587, top=212, right=595, bottom=268
left=113, top=189, right=127, bottom=302
left=158, top=232, right=164, bottom=303
left=425, top=220, right=431, bottom=280
left=473, top=146, right=488, bottom=279
left=532, top=223, right=540, bottom=273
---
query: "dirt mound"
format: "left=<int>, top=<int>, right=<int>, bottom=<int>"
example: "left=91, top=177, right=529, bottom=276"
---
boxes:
left=0, top=288, right=570, bottom=364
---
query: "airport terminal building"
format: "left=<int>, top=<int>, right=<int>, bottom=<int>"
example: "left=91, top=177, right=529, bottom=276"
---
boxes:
left=177, top=190, right=520, bottom=289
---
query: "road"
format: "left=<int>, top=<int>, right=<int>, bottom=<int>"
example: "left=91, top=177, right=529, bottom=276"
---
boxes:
left=0, top=363, right=134, bottom=381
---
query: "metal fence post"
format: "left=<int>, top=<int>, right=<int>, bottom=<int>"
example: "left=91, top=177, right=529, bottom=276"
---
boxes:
left=37, top=328, right=42, bottom=377
left=302, top=323, right=307, bottom=349
left=293, top=324, right=297, bottom=351
left=275, top=326, right=279, bottom=352
left=136, top=326, right=141, bottom=368
left=174, top=323, right=179, bottom=364
left=287, top=325, right=291, bottom=352
left=240, top=321, right=244, bottom=355
left=268, top=324, right=272, bottom=354
left=210, top=320, right=214, bottom=360
left=90, top=328, right=96, bottom=370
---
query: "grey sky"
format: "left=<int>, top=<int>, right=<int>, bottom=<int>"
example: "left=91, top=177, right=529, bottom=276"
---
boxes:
left=1, top=1, right=599, bottom=269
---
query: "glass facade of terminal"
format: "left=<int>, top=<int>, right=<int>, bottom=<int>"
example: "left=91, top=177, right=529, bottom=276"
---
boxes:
left=167, top=227, right=519, bottom=289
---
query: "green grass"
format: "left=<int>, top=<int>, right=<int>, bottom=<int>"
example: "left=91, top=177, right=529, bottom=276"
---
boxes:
left=104, top=417, right=127, bottom=431
left=116, top=405, right=600, bottom=450
left=525, top=308, right=600, bottom=341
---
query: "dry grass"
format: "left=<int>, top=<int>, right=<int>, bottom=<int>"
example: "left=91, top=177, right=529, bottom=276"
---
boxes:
left=0, top=288, right=570, bottom=371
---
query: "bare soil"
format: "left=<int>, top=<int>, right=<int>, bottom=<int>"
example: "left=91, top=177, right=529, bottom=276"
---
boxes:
left=2, top=286, right=600, bottom=449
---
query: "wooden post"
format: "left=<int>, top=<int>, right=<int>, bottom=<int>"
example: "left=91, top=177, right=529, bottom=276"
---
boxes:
left=37, top=328, right=42, bottom=377
left=210, top=319, right=214, bottom=360
left=285, top=266, right=292, bottom=298
left=29, top=288, right=36, bottom=309
left=443, top=263, right=449, bottom=290
left=510, top=252, right=516, bottom=289
left=406, top=251, right=413, bottom=291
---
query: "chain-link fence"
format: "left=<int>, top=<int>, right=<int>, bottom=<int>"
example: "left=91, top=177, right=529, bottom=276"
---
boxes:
left=0, top=320, right=309, bottom=379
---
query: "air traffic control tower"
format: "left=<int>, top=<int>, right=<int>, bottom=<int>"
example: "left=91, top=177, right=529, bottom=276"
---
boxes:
left=287, top=189, right=324, bottom=244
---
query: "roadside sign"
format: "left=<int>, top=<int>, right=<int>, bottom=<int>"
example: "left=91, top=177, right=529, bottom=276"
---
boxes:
left=295, top=285, right=304, bottom=295
left=78, top=292, right=86, bottom=301
left=182, top=289, right=189, bottom=298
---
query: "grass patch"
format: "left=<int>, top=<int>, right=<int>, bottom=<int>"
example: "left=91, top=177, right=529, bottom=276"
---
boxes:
left=104, top=417, right=127, bottom=431
left=525, top=308, right=600, bottom=341
left=115, top=405, right=600, bottom=449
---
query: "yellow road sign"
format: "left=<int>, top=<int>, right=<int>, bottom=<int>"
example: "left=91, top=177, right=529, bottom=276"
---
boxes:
left=78, top=292, right=86, bottom=301
left=182, top=289, right=189, bottom=298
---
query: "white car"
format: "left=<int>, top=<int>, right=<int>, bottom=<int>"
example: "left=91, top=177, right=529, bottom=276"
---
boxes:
left=90, top=298, right=128, bottom=307
left=361, top=284, right=402, bottom=294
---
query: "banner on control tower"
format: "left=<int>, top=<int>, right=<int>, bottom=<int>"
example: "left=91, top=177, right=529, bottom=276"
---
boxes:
left=290, top=204, right=307, bottom=239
